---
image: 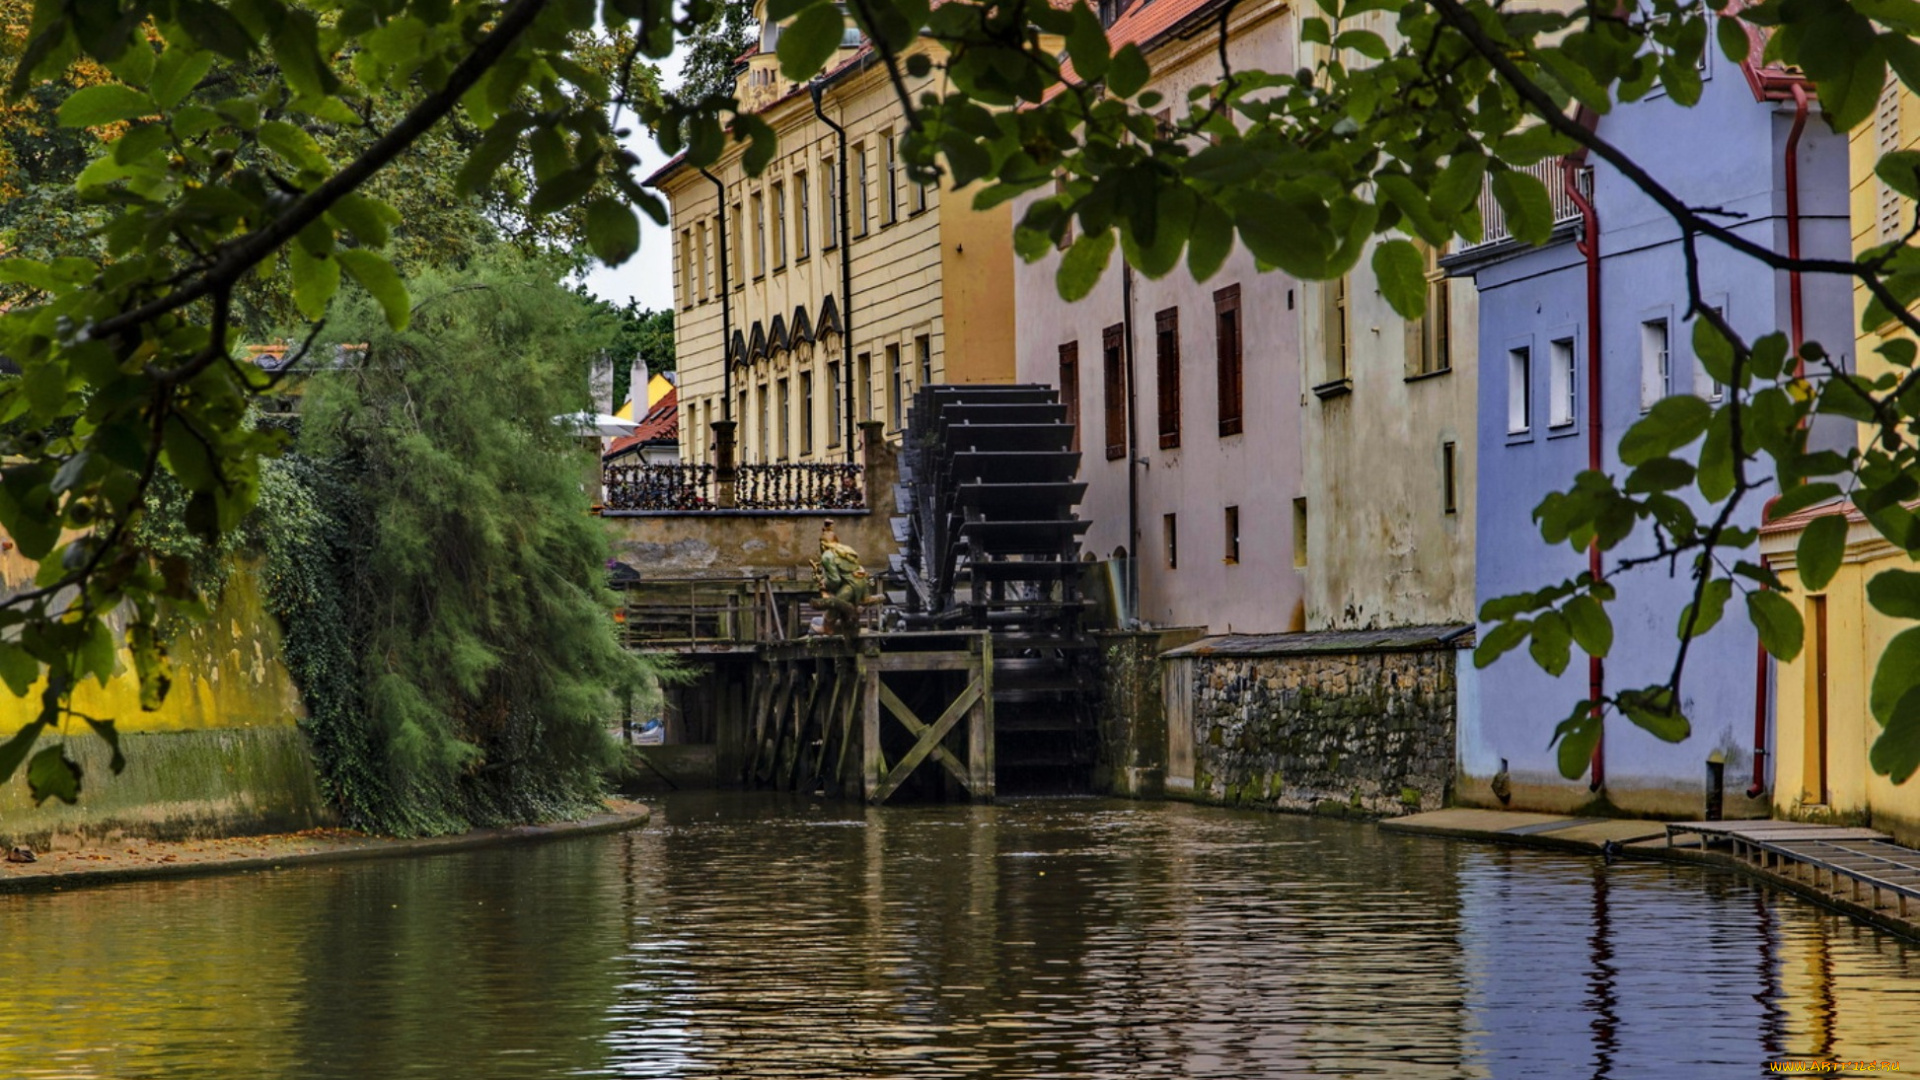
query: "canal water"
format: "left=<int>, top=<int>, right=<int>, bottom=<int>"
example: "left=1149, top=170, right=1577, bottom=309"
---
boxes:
left=5, top=795, right=1919, bottom=1078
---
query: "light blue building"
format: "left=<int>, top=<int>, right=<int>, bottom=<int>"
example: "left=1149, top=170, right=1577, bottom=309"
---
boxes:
left=1451, top=52, right=1853, bottom=819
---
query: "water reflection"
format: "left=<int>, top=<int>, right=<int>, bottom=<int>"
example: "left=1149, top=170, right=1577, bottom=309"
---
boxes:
left=0, top=795, right=1916, bottom=1078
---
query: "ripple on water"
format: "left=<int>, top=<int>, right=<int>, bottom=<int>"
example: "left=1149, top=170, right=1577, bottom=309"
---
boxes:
left=1, top=795, right=1918, bottom=1078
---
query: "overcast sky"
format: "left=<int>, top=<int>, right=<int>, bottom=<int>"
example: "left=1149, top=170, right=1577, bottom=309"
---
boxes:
left=575, top=50, right=687, bottom=314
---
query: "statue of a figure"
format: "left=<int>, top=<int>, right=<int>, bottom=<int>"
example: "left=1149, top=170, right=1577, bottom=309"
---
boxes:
left=812, top=519, right=878, bottom=639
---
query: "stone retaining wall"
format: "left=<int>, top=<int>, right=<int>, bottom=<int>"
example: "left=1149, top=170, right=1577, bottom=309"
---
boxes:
left=1167, top=644, right=1460, bottom=817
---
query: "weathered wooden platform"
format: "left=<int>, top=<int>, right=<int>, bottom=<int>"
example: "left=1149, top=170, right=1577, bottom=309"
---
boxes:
left=1667, top=820, right=1920, bottom=917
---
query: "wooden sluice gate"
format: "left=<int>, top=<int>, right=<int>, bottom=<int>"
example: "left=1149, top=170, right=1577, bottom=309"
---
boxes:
left=744, top=631, right=997, bottom=803
left=623, top=382, right=1098, bottom=803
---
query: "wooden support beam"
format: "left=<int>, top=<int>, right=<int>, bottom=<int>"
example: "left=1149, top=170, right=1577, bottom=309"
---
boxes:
left=968, top=632, right=995, bottom=801
left=862, top=659, right=884, bottom=802
left=870, top=680, right=984, bottom=805
left=878, top=682, right=974, bottom=790
left=758, top=663, right=799, bottom=785
left=835, top=660, right=860, bottom=787
left=792, top=661, right=834, bottom=790
left=867, top=651, right=977, bottom=672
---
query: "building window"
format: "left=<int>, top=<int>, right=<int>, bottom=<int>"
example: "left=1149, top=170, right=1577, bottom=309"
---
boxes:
left=822, top=165, right=838, bottom=249
left=1407, top=243, right=1452, bottom=376
left=1103, top=323, right=1125, bottom=461
left=1697, top=306, right=1725, bottom=402
left=916, top=333, right=932, bottom=388
left=1508, top=346, right=1531, bottom=435
left=751, top=192, right=767, bottom=277
left=858, top=351, right=873, bottom=421
left=737, top=390, right=747, bottom=448
left=1224, top=505, right=1240, bottom=565
left=679, top=228, right=693, bottom=308
left=795, top=170, right=810, bottom=258
left=1164, top=513, right=1178, bottom=569
left=772, top=182, right=787, bottom=269
left=756, top=384, right=770, bottom=463
left=1058, top=341, right=1080, bottom=453
left=800, top=370, right=814, bottom=456
left=732, top=202, right=746, bottom=285
left=1292, top=498, right=1308, bottom=567
left=887, top=343, right=903, bottom=431
left=1641, top=318, right=1670, bottom=411
left=826, top=361, right=842, bottom=446
left=1214, top=284, right=1241, bottom=436
left=913, top=163, right=929, bottom=213
left=705, top=219, right=717, bottom=295
left=882, top=132, right=899, bottom=225
left=702, top=398, right=714, bottom=462
left=1324, top=276, right=1351, bottom=383
left=1155, top=306, right=1180, bottom=449
left=854, top=142, right=870, bottom=237
left=1549, top=337, right=1576, bottom=428
left=695, top=221, right=710, bottom=300
left=1442, top=441, right=1457, bottom=515
left=777, top=377, right=791, bottom=459
left=1878, top=81, right=1905, bottom=245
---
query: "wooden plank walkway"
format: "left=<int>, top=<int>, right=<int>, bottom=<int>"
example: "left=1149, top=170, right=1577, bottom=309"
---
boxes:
left=1667, top=820, right=1920, bottom=918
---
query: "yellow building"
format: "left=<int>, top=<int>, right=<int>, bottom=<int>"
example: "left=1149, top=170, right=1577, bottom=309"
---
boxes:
left=1758, top=81, right=1920, bottom=844
left=648, top=3, right=1017, bottom=466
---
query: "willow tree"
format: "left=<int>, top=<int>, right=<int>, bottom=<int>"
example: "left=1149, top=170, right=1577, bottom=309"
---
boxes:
left=3, top=0, right=1920, bottom=798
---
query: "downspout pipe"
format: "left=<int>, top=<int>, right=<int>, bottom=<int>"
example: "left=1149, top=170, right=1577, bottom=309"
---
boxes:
left=1566, top=160, right=1605, bottom=793
left=1121, top=262, right=1141, bottom=627
left=811, top=81, right=857, bottom=464
left=700, top=167, right=733, bottom=423
left=1749, top=88, right=1810, bottom=800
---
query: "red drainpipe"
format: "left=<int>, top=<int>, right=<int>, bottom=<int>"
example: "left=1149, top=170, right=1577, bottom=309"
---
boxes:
left=1749, top=87, right=1810, bottom=800
left=1566, top=160, right=1605, bottom=792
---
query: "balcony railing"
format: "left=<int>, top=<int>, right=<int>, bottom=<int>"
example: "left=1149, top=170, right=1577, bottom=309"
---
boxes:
left=605, top=463, right=716, bottom=511
left=1464, top=161, right=1591, bottom=251
left=734, top=463, right=866, bottom=511
left=601, top=462, right=866, bottom=512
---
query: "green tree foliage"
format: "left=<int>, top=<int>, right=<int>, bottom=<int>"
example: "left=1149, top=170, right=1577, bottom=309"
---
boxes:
left=289, top=257, right=653, bottom=833
left=5, top=0, right=1920, bottom=798
left=670, top=0, right=756, bottom=111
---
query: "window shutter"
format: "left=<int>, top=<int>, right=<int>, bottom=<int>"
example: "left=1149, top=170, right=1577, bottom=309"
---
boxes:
left=1103, top=323, right=1126, bottom=461
left=1156, top=307, right=1181, bottom=449
left=1215, top=285, right=1242, bottom=436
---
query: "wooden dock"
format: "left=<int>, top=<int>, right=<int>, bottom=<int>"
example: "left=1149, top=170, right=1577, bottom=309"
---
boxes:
left=1667, top=820, right=1920, bottom=919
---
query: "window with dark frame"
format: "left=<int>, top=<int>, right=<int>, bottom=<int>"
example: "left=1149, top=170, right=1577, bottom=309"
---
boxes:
left=1103, top=323, right=1125, bottom=461
left=795, top=170, right=810, bottom=258
left=1164, top=513, right=1178, bottom=569
left=916, top=334, right=931, bottom=388
left=882, top=132, right=899, bottom=224
left=1292, top=498, right=1307, bottom=567
left=826, top=361, right=842, bottom=446
left=1442, top=441, right=1457, bottom=514
left=1215, top=284, right=1242, bottom=436
left=772, top=181, right=787, bottom=269
left=854, top=142, right=870, bottom=236
left=1224, top=505, right=1240, bottom=565
left=1155, top=307, right=1181, bottom=449
left=1058, top=342, right=1080, bottom=453
left=1407, top=242, right=1452, bottom=376
left=777, top=377, right=791, bottom=460
left=858, top=352, right=873, bottom=421
left=800, top=370, right=814, bottom=456
left=887, top=343, right=903, bottom=431
left=822, top=165, right=838, bottom=248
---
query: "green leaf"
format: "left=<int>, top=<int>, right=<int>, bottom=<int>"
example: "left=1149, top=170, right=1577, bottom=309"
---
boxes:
left=1678, top=576, right=1733, bottom=639
left=57, top=84, right=154, bottom=128
left=258, top=119, right=329, bottom=173
left=1474, top=618, right=1531, bottom=668
left=1430, top=152, right=1486, bottom=217
left=80, top=617, right=115, bottom=687
left=1186, top=198, right=1232, bottom=282
left=1870, top=684, right=1920, bottom=782
left=1065, top=3, right=1110, bottom=82
left=268, top=10, right=339, bottom=100
left=1108, top=44, right=1150, bottom=98
left=82, top=717, right=125, bottom=774
left=0, top=643, right=38, bottom=697
left=289, top=247, right=338, bottom=321
left=529, top=165, right=598, bottom=216
left=1618, top=394, right=1713, bottom=466
left=0, top=721, right=45, bottom=783
left=1529, top=609, right=1572, bottom=676
left=26, top=745, right=81, bottom=805
left=1552, top=708, right=1601, bottom=779
left=777, top=3, right=845, bottom=83
left=1056, top=231, right=1114, bottom=302
left=1770, top=480, right=1842, bottom=520
left=1235, top=191, right=1333, bottom=278
left=1748, top=588, right=1805, bottom=662
left=1872, top=626, right=1920, bottom=728
left=1619, top=686, right=1689, bottom=743
left=1371, top=239, right=1426, bottom=320
left=151, top=46, right=215, bottom=109
left=1489, top=168, right=1554, bottom=246
left=338, top=250, right=410, bottom=331
left=1877, top=149, right=1920, bottom=200
left=1563, top=594, right=1613, bottom=658
left=1717, top=10, right=1752, bottom=63
left=326, top=193, right=398, bottom=248
left=585, top=198, right=640, bottom=265
left=1796, top=513, right=1849, bottom=591
left=1868, top=568, right=1920, bottom=619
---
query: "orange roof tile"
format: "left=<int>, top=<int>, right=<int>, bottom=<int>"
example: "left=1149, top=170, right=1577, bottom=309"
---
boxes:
left=603, top=387, right=680, bottom=458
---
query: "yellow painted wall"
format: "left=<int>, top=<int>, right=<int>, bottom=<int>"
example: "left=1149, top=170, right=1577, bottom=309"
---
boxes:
left=1761, top=516, right=1920, bottom=845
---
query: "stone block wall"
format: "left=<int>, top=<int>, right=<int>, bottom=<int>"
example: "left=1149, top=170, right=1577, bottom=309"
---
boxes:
left=1173, top=646, right=1459, bottom=817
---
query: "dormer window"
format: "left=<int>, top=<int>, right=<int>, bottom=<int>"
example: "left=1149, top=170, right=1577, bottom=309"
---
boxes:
left=761, top=21, right=781, bottom=52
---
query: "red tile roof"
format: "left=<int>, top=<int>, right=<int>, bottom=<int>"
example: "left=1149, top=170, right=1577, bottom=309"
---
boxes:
left=603, top=387, right=680, bottom=459
left=1051, top=0, right=1232, bottom=96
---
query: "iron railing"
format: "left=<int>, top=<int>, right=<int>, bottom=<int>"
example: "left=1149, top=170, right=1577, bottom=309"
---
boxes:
left=605, top=463, right=714, bottom=511
left=1465, top=161, right=1591, bottom=250
left=734, top=463, right=866, bottom=510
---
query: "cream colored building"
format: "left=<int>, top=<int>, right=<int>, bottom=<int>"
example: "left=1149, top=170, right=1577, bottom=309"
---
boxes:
left=650, top=7, right=1018, bottom=466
